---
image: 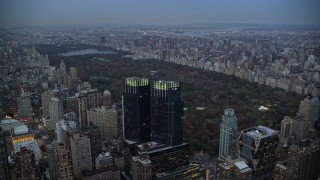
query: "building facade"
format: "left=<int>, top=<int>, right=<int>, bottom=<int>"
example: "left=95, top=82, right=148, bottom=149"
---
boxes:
left=239, top=126, right=278, bottom=179
left=219, top=108, right=238, bottom=158
left=151, top=80, right=183, bottom=146
left=70, top=132, right=92, bottom=178
left=49, top=97, right=64, bottom=129
left=87, top=107, right=118, bottom=140
left=56, top=143, right=73, bottom=180
left=123, top=77, right=151, bottom=143
left=287, top=139, right=320, bottom=180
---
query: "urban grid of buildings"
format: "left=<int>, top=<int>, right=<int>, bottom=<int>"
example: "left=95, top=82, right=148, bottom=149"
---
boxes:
left=0, top=25, right=320, bottom=180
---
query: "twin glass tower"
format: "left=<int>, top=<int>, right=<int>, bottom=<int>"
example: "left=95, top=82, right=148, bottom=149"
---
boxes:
left=122, top=77, right=183, bottom=146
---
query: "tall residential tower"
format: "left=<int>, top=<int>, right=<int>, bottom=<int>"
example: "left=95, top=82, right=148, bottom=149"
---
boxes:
left=219, top=109, right=238, bottom=158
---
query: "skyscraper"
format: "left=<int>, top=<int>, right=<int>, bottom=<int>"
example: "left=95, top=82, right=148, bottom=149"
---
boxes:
left=87, top=89, right=103, bottom=109
left=219, top=108, right=238, bottom=158
left=41, top=91, right=55, bottom=117
left=81, top=125, right=103, bottom=169
left=49, top=97, right=64, bottom=129
left=279, top=116, right=294, bottom=146
left=151, top=80, right=183, bottom=146
left=87, top=107, right=118, bottom=140
left=239, top=126, right=278, bottom=179
left=78, top=94, right=88, bottom=129
left=17, top=93, right=33, bottom=118
left=70, top=67, right=77, bottom=79
left=11, top=147, right=38, bottom=180
left=287, top=139, right=320, bottom=180
left=70, top=132, right=92, bottom=178
left=122, top=77, right=151, bottom=143
left=56, top=143, right=73, bottom=180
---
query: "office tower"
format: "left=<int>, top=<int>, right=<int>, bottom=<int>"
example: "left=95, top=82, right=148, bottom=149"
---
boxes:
left=78, top=94, right=88, bottom=129
left=219, top=109, right=238, bottom=158
left=17, top=93, right=33, bottom=118
left=12, top=125, right=41, bottom=162
left=81, top=165, right=120, bottom=180
left=287, top=139, right=320, bottom=180
left=151, top=80, right=183, bottom=146
left=55, top=119, right=77, bottom=144
left=87, top=89, right=103, bottom=109
left=135, top=142, right=190, bottom=177
left=216, top=157, right=252, bottom=180
left=11, top=147, right=37, bottom=180
left=70, top=67, right=77, bottom=79
left=95, top=152, right=113, bottom=169
left=70, top=132, right=92, bottom=178
left=49, top=97, right=64, bottom=129
left=0, top=127, right=10, bottom=180
left=239, top=126, right=278, bottom=179
left=102, top=89, right=112, bottom=108
left=132, top=151, right=152, bottom=180
left=81, top=125, right=102, bottom=169
left=123, top=77, right=151, bottom=143
left=279, top=116, right=294, bottom=146
left=56, top=143, right=73, bottom=180
left=41, top=91, right=55, bottom=117
left=87, top=107, right=118, bottom=140
left=64, top=96, right=78, bottom=115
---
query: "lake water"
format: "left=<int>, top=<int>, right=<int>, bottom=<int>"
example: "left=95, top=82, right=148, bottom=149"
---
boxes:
left=59, top=49, right=115, bottom=56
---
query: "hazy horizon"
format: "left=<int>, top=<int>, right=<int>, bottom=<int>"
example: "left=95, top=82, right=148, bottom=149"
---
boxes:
left=1, top=0, right=320, bottom=27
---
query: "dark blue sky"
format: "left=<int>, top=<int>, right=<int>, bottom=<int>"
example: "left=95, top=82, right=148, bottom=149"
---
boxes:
left=1, top=0, right=320, bottom=26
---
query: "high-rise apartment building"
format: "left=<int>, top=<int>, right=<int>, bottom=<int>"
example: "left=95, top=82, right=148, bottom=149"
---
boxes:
left=78, top=94, right=88, bottom=129
left=70, top=132, right=92, bottom=178
left=87, top=89, right=103, bottom=109
left=279, top=116, right=294, bottom=146
left=11, top=147, right=38, bottom=180
left=81, top=125, right=102, bottom=169
left=55, top=119, right=77, bottom=144
left=102, top=89, right=112, bottom=108
left=70, top=67, right=77, bottom=79
left=56, top=143, right=73, bottom=180
left=87, top=107, right=118, bottom=140
left=287, top=139, right=320, bottom=180
left=219, top=108, right=238, bottom=158
left=41, top=91, right=55, bottom=117
left=64, top=96, right=78, bottom=116
left=122, top=77, right=151, bottom=143
left=151, top=80, right=183, bottom=146
left=239, top=126, right=278, bottom=179
left=49, top=97, right=64, bottom=129
left=17, top=93, right=33, bottom=118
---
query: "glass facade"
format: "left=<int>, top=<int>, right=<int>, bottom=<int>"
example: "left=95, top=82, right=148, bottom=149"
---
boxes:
left=151, top=81, right=183, bottom=146
left=123, top=77, right=151, bottom=143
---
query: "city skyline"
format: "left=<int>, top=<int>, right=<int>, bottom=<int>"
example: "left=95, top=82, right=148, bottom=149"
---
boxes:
left=1, top=0, right=320, bottom=27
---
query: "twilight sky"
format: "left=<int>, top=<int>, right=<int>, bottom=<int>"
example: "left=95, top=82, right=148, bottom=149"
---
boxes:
left=1, top=0, right=320, bottom=26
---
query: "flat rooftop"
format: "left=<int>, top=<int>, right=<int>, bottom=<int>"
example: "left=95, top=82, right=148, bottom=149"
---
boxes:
left=243, top=126, right=278, bottom=138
